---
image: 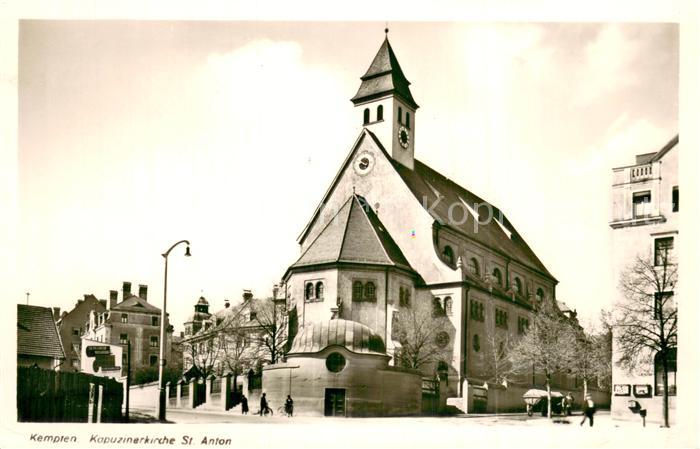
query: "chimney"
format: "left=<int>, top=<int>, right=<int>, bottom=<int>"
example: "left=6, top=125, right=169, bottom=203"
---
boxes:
left=224, top=299, right=230, bottom=308
left=242, top=290, right=253, bottom=302
left=138, top=284, right=148, bottom=301
left=52, top=307, right=61, bottom=322
left=272, top=284, right=279, bottom=300
left=122, top=281, right=132, bottom=300
left=109, top=290, right=118, bottom=309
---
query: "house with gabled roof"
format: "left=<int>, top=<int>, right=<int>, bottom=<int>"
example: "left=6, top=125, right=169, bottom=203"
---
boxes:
left=263, top=33, right=583, bottom=416
left=17, top=304, right=66, bottom=370
left=82, top=281, right=175, bottom=375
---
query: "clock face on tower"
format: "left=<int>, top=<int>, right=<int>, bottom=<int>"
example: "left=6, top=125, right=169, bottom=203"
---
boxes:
left=353, top=151, right=376, bottom=175
left=398, top=126, right=410, bottom=149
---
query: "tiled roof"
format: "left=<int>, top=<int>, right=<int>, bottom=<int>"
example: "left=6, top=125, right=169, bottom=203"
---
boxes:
left=288, top=319, right=386, bottom=355
left=111, top=295, right=161, bottom=313
left=17, top=304, right=65, bottom=359
left=291, top=194, right=414, bottom=272
left=351, top=37, right=418, bottom=110
left=390, top=154, right=555, bottom=280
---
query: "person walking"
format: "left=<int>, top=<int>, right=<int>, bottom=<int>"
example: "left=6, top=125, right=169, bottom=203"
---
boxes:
left=285, top=395, right=294, bottom=417
left=564, top=393, right=574, bottom=416
left=580, top=394, right=596, bottom=427
left=241, top=394, right=249, bottom=415
left=260, top=392, right=272, bottom=416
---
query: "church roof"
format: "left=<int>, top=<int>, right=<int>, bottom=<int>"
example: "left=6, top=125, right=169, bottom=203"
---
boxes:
left=288, top=319, right=386, bottom=355
left=390, top=155, right=555, bottom=279
left=290, top=194, right=414, bottom=272
left=17, top=304, right=66, bottom=360
left=351, top=37, right=419, bottom=110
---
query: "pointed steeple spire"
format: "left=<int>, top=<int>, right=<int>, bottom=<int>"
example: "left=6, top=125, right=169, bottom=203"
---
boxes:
left=351, top=36, right=419, bottom=109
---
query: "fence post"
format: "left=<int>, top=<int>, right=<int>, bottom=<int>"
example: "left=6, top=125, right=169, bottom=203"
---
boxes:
left=165, top=382, right=171, bottom=408
left=176, top=380, right=183, bottom=408
left=205, top=375, right=215, bottom=406
left=222, top=374, right=231, bottom=411
left=188, top=378, right=196, bottom=409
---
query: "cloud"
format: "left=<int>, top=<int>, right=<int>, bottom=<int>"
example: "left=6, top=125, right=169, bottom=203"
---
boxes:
left=572, top=25, right=642, bottom=107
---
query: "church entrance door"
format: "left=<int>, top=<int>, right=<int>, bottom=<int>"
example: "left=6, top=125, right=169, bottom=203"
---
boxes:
left=324, top=388, right=346, bottom=417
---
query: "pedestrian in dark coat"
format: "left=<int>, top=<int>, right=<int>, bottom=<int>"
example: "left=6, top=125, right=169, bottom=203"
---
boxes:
left=241, top=395, right=249, bottom=415
left=260, top=392, right=271, bottom=416
left=285, top=395, right=294, bottom=417
left=580, top=395, right=596, bottom=427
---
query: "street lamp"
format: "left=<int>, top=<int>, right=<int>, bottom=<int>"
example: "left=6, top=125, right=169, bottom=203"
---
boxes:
left=158, top=239, right=191, bottom=422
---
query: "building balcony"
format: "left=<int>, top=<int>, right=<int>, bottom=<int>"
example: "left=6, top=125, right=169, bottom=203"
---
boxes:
left=609, top=214, right=666, bottom=229
left=630, top=164, right=653, bottom=182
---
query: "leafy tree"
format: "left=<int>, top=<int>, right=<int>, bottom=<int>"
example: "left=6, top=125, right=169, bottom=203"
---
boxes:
left=251, top=297, right=288, bottom=364
left=393, top=298, right=451, bottom=371
left=508, top=299, right=575, bottom=419
left=614, top=252, right=677, bottom=427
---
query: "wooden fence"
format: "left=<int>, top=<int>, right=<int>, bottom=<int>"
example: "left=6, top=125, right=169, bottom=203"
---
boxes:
left=17, top=366, right=123, bottom=423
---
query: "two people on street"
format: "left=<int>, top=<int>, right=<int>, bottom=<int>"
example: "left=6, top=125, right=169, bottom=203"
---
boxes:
left=580, top=394, right=596, bottom=427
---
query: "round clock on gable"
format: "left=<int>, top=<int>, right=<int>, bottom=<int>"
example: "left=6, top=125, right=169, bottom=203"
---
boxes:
left=353, top=151, right=376, bottom=175
left=398, top=126, right=410, bottom=149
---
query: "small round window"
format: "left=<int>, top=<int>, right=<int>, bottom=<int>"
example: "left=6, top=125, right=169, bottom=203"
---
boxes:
left=435, top=331, right=450, bottom=348
left=326, top=352, right=346, bottom=373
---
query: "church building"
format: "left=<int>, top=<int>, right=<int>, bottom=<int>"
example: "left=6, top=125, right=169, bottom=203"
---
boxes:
left=263, top=33, right=571, bottom=416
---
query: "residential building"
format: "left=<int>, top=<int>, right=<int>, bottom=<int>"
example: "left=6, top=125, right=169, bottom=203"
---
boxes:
left=55, top=294, right=107, bottom=372
left=17, top=304, right=65, bottom=370
left=82, top=281, right=173, bottom=375
left=609, top=135, right=678, bottom=425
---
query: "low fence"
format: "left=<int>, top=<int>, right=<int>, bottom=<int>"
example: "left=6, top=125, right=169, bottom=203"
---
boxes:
left=17, top=366, right=123, bottom=423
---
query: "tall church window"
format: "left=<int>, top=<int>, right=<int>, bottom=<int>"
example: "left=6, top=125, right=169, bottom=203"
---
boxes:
left=536, top=288, right=544, bottom=303
left=654, top=349, right=677, bottom=396
left=352, top=281, right=364, bottom=301
left=399, top=286, right=411, bottom=307
left=377, top=105, right=383, bottom=121
left=398, top=106, right=403, bottom=124
left=672, top=186, right=679, bottom=212
left=443, top=296, right=453, bottom=316
left=315, top=282, right=324, bottom=301
left=364, top=282, right=376, bottom=301
left=432, top=297, right=445, bottom=317
left=363, top=108, right=370, bottom=125
left=514, top=277, right=523, bottom=295
left=492, top=268, right=503, bottom=287
left=442, top=245, right=455, bottom=266
left=305, top=283, right=314, bottom=301
left=406, top=112, right=410, bottom=128
left=468, top=258, right=480, bottom=276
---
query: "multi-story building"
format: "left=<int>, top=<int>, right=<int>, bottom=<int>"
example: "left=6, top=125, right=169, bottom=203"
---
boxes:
left=82, top=281, right=173, bottom=375
left=609, top=135, right=678, bottom=424
left=17, top=304, right=65, bottom=370
left=261, top=33, right=591, bottom=416
left=55, top=294, right=107, bottom=372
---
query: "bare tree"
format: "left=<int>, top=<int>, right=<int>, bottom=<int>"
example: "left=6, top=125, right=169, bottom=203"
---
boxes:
left=567, top=325, right=606, bottom=402
left=393, top=298, right=451, bottom=371
left=251, top=297, right=288, bottom=365
left=482, top=333, right=515, bottom=413
left=182, top=331, right=220, bottom=378
left=614, top=252, right=677, bottom=427
left=217, top=304, right=259, bottom=389
left=508, top=299, right=575, bottom=419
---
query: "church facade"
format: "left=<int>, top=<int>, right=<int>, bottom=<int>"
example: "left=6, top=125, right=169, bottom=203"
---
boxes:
left=264, top=34, right=578, bottom=416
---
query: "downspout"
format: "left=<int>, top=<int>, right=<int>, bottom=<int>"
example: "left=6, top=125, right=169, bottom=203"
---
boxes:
left=461, top=282, right=470, bottom=397
left=384, top=268, right=389, bottom=346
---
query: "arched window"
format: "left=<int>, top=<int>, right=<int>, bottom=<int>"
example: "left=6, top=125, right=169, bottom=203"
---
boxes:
left=468, top=257, right=480, bottom=276
left=352, top=281, right=364, bottom=301
left=432, top=297, right=444, bottom=317
left=305, top=283, right=314, bottom=301
left=442, top=245, right=455, bottom=266
left=514, top=277, right=523, bottom=295
left=377, top=104, right=383, bottom=121
left=443, top=296, right=453, bottom=316
left=654, top=349, right=677, bottom=396
left=405, top=112, right=410, bottom=128
left=536, top=288, right=544, bottom=303
left=363, top=108, right=370, bottom=125
left=398, top=106, right=403, bottom=124
left=492, top=268, right=503, bottom=287
left=364, top=282, right=376, bottom=301
left=315, top=282, right=324, bottom=300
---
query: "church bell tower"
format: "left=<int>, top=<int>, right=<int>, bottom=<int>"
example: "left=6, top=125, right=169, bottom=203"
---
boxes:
left=351, top=31, right=419, bottom=170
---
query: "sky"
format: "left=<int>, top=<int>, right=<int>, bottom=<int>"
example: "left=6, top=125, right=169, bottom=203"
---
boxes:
left=14, top=21, right=678, bottom=333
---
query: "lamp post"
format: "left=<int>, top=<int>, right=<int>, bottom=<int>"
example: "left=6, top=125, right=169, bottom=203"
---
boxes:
left=158, top=239, right=191, bottom=422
